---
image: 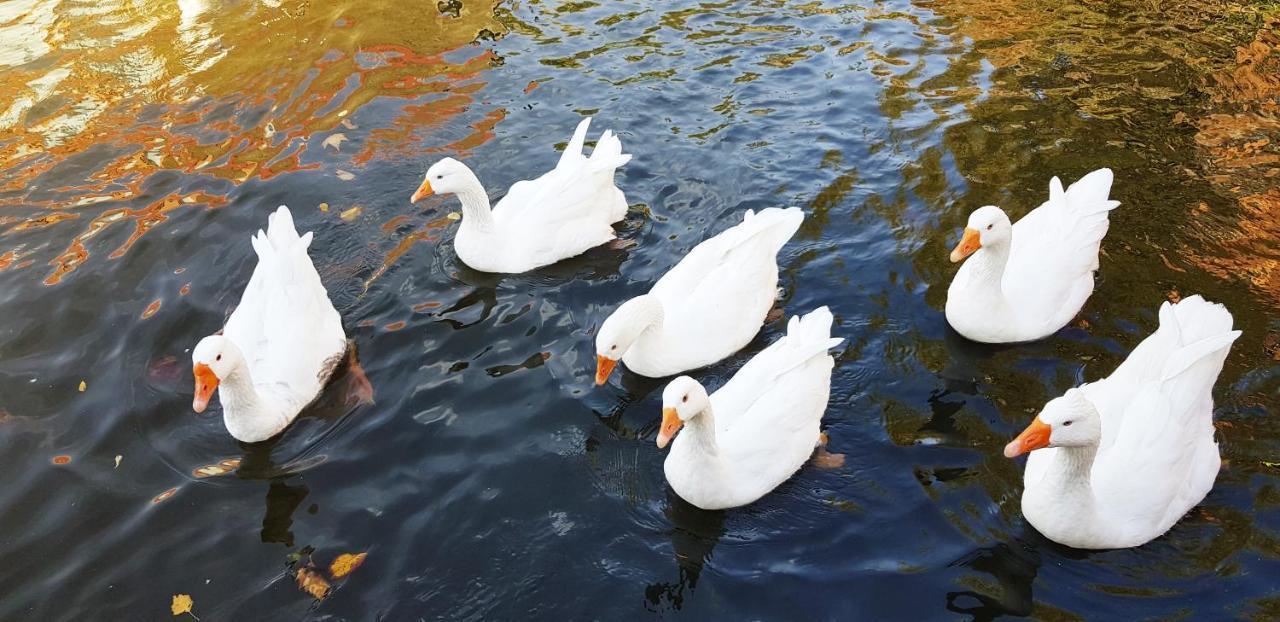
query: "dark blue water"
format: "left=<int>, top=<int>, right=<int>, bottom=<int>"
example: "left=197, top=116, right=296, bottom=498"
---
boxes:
left=0, top=0, right=1278, bottom=619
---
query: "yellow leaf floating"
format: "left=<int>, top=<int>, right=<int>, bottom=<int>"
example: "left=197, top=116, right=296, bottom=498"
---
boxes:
left=78, top=380, right=86, bottom=392
left=318, top=202, right=329, bottom=212
left=340, top=206, right=362, bottom=222
left=297, top=566, right=331, bottom=600
left=330, top=552, right=367, bottom=579
left=171, top=594, right=197, bottom=618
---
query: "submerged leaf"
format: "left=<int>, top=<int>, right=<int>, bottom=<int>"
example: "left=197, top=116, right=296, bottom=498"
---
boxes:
left=330, top=552, right=367, bottom=578
left=297, top=566, right=331, bottom=600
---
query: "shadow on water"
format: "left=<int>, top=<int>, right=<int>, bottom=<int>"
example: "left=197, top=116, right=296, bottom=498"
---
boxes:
left=643, top=490, right=727, bottom=612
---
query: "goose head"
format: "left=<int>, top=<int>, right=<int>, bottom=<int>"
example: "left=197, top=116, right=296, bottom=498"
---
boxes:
left=951, top=206, right=1012, bottom=263
left=1003, top=388, right=1102, bottom=458
left=658, top=375, right=710, bottom=449
left=594, top=295, right=663, bottom=385
left=191, top=335, right=245, bottom=413
left=411, top=157, right=477, bottom=203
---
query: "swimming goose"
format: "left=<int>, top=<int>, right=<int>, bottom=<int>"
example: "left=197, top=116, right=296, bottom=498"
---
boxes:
left=594, top=207, right=803, bottom=384
left=656, top=307, right=843, bottom=510
left=191, top=206, right=347, bottom=443
left=1004, top=295, right=1240, bottom=549
left=946, top=168, right=1119, bottom=343
left=411, top=117, right=630, bottom=273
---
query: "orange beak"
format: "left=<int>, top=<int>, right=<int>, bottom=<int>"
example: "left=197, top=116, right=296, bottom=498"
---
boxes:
left=410, top=179, right=434, bottom=204
left=950, top=227, right=982, bottom=263
left=656, top=407, right=684, bottom=449
left=1004, top=417, right=1052, bottom=458
left=192, top=363, right=220, bottom=413
left=594, top=355, right=618, bottom=386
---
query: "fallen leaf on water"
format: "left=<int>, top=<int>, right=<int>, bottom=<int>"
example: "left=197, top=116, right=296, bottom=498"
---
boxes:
left=446, top=212, right=460, bottom=221
left=322, top=133, right=348, bottom=151
left=335, top=169, right=355, bottom=181
left=330, top=552, right=367, bottom=578
left=1167, top=288, right=1181, bottom=303
left=264, top=122, right=276, bottom=139
left=318, top=202, right=329, bottom=212
left=152, top=487, right=179, bottom=504
left=78, top=380, right=86, bottom=392
left=341, top=118, right=357, bottom=130
left=297, top=566, right=331, bottom=600
left=52, top=455, right=71, bottom=465
left=340, top=206, right=362, bottom=221
left=171, top=593, right=198, bottom=618
left=114, top=455, right=122, bottom=469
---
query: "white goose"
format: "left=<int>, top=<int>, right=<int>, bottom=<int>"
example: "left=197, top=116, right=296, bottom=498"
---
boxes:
left=1004, top=295, right=1240, bottom=549
left=191, top=206, right=347, bottom=443
left=946, top=168, right=1119, bottom=343
left=594, top=207, right=803, bottom=384
left=411, top=117, right=630, bottom=273
left=656, top=307, right=843, bottom=510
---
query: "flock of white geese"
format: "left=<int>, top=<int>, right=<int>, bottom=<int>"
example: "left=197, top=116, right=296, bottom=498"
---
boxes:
left=189, top=118, right=1240, bottom=551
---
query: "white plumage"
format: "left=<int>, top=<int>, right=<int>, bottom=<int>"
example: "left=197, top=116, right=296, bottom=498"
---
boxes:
left=1007, top=295, right=1240, bottom=549
left=946, top=168, right=1119, bottom=343
left=191, top=206, right=347, bottom=443
left=657, top=307, right=843, bottom=510
left=594, top=207, right=803, bottom=383
left=414, top=117, right=630, bottom=273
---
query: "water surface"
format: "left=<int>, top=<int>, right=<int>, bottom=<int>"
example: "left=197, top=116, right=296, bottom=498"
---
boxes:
left=1, top=0, right=1279, bottom=619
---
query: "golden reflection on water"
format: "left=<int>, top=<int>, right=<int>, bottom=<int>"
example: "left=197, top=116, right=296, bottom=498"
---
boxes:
left=0, top=0, right=503, bottom=283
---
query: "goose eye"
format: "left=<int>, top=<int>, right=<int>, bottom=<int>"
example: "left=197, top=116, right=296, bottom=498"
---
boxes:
left=610, top=345, right=617, bottom=351
left=215, top=354, right=222, bottom=362
left=986, top=224, right=993, bottom=230
left=1062, top=420, right=1073, bottom=427
left=436, top=174, right=443, bottom=180
left=681, top=395, right=688, bottom=403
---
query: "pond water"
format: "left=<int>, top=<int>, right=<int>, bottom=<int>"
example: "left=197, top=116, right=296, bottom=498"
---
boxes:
left=1, top=0, right=1279, bottom=619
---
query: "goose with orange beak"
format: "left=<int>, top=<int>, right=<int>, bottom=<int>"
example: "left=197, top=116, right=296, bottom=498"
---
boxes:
left=410, top=117, right=631, bottom=274
left=1004, top=296, right=1239, bottom=549
left=593, top=207, right=803, bottom=386
left=655, top=307, right=842, bottom=510
left=945, top=168, right=1120, bottom=343
left=189, top=206, right=349, bottom=443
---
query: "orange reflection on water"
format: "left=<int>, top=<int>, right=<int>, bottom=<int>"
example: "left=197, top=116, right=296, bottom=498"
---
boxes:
left=0, top=0, right=506, bottom=285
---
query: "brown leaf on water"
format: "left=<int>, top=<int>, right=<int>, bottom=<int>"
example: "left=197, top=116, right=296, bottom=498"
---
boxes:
left=171, top=593, right=196, bottom=618
left=812, top=448, right=846, bottom=469
left=152, top=487, right=179, bottom=504
left=52, top=455, right=71, bottom=465
left=1167, top=288, right=1181, bottom=303
left=340, top=206, right=362, bottom=221
left=296, top=566, right=331, bottom=600
left=329, top=552, right=367, bottom=578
